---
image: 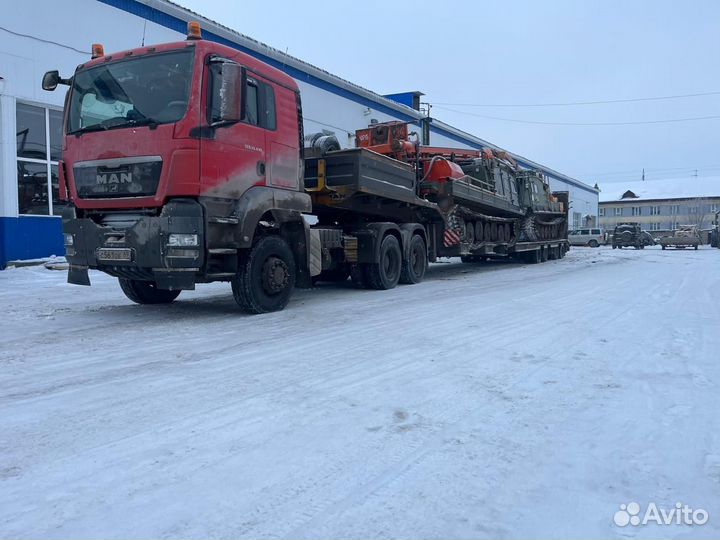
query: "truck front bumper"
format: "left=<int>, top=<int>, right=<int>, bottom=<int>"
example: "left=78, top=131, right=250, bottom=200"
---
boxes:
left=63, top=199, right=205, bottom=290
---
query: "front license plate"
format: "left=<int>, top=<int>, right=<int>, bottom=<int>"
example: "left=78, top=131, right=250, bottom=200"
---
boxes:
left=96, top=248, right=132, bottom=262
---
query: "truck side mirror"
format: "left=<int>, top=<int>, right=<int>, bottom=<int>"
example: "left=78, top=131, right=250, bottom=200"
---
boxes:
left=209, top=60, right=244, bottom=126
left=42, top=70, right=61, bottom=91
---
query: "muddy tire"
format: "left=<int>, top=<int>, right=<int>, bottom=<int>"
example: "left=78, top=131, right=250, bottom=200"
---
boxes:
left=400, top=234, right=427, bottom=284
left=232, top=236, right=295, bottom=314
left=119, top=278, right=181, bottom=305
left=366, top=234, right=402, bottom=290
left=588, top=239, right=599, bottom=248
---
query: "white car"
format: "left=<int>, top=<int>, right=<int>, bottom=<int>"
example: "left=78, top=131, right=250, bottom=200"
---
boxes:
left=568, top=228, right=605, bottom=247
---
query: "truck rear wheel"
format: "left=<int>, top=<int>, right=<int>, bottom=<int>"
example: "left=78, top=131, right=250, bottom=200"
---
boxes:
left=119, top=278, right=181, bottom=305
left=232, top=236, right=296, bottom=314
left=400, top=234, right=427, bottom=284
left=367, top=234, right=402, bottom=290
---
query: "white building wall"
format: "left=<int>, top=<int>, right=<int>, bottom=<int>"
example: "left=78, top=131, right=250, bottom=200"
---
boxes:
left=0, top=0, right=595, bottom=251
left=0, top=0, right=185, bottom=220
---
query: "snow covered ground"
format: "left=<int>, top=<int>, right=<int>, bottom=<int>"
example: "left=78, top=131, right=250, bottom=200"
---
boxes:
left=1, top=246, right=719, bottom=539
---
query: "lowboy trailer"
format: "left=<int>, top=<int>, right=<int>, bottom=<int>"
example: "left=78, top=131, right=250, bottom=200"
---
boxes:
left=43, top=22, right=569, bottom=313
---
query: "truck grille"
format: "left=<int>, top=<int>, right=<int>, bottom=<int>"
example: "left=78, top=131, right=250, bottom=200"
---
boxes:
left=74, top=157, right=162, bottom=199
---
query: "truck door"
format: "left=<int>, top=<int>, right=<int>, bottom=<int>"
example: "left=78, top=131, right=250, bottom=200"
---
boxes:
left=200, top=58, right=266, bottom=199
left=258, top=79, right=300, bottom=190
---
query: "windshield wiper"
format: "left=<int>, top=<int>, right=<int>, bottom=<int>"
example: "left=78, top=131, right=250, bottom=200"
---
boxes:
left=123, top=117, right=160, bottom=130
left=69, top=117, right=160, bottom=137
left=68, top=124, right=110, bottom=136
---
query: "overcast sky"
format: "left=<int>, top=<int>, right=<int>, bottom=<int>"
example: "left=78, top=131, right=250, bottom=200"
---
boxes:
left=176, top=0, right=720, bottom=188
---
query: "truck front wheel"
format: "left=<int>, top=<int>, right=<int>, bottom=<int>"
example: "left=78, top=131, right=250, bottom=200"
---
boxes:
left=367, top=234, right=402, bottom=290
left=119, top=278, right=181, bottom=304
left=232, top=236, right=296, bottom=314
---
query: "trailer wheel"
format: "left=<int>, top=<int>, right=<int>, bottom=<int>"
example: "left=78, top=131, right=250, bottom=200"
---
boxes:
left=400, top=234, right=427, bottom=284
left=232, top=236, right=295, bottom=314
left=118, top=278, right=181, bottom=304
left=366, top=234, right=402, bottom=290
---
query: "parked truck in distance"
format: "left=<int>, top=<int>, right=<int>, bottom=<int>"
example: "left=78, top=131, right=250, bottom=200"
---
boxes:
left=659, top=225, right=700, bottom=250
left=42, top=22, right=569, bottom=313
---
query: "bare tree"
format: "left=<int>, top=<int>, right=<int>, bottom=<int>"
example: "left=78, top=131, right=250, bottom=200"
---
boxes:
left=685, top=197, right=711, bottom=231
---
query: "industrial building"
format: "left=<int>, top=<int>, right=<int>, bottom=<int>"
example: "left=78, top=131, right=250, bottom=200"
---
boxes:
left=599, top=178, right=720, bottom=237
left=0, top=0, right=599, bottom=269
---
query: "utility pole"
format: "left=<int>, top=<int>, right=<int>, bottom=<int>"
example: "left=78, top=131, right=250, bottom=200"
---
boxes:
left=642, top=168, right=645, bottom=181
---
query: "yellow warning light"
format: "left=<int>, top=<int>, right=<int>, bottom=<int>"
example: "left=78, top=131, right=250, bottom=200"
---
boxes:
left=187, top=21, right=202, bottom=40
left=91, top=43, right=105, bottom=59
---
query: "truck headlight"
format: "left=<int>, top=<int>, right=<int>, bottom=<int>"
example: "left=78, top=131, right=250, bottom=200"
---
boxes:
left=167, top=233, right=198, bottom=247
left=63, top=233, right=74, bottom=246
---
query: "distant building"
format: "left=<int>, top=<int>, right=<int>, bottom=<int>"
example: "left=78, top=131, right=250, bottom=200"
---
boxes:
left=599, top=177, right=720, bottom=237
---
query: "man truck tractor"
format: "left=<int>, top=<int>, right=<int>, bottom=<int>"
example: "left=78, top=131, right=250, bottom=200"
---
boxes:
left=42, top=22, right=569, bottom=313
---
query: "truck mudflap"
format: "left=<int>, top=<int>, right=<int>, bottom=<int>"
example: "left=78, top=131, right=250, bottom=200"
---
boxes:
left=63, top=199, right=204, bottom=289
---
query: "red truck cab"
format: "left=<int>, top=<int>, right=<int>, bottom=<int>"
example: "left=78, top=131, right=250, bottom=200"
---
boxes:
left=45, top=25, right=313, bottom=312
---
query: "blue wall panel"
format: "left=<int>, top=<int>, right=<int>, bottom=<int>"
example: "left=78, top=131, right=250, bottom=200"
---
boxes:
left=0, top=217, right=64, bottom=269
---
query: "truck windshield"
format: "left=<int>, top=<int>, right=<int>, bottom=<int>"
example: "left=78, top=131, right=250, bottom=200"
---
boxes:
left=67, top=49, right=194, bottom=134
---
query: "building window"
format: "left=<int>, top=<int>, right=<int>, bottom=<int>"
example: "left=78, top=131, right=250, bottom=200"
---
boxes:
left=649, top=205, right=660, bottom=215
left=669, top=204, right=680, bottom=215
left=16, top=102, right=64, bottom=215
left=572, top=212, right=581, bottom=230
left=614, top=207, right=622, bottom=216
left=688, top=206, right=699, bottom=214
left=598, top=207, right=605, bottom=217
left=649, top=222, right=661, bottom=231
left=711, top=203, right=719, bottom=213
left=631, top=206, right=641, bottom=216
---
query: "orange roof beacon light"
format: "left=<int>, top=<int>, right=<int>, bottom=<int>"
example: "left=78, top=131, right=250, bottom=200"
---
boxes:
left=187, top=21, right=202, bottom=40
left=91, top=43, right=105, bottom=59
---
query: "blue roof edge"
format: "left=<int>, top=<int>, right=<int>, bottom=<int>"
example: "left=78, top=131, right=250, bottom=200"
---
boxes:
left=98, top=0, right=597, bottom=195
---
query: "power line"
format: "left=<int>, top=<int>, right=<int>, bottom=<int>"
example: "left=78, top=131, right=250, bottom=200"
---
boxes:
left=433, top=105, right=720, bottom=126
left=578, top=165, right=720, bottom=178
left=434, top=91, right=720, bottom=108
left=597, top=171, right=720, bottom=182
left=0, top=25, right=89, bottom=55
